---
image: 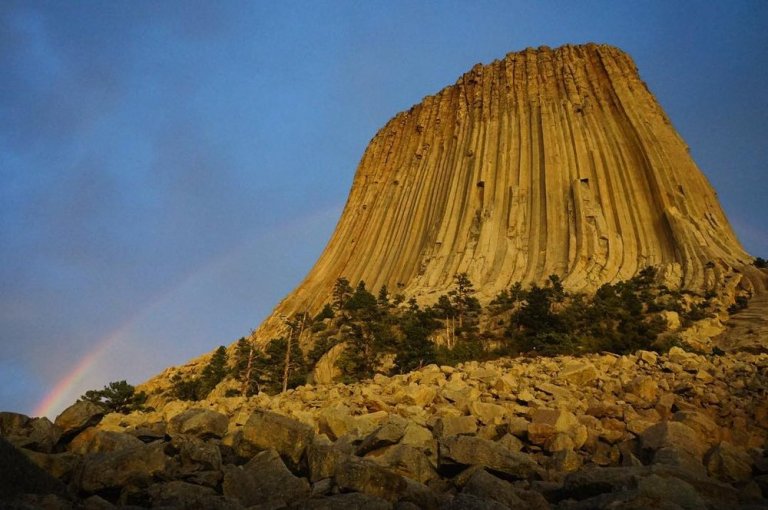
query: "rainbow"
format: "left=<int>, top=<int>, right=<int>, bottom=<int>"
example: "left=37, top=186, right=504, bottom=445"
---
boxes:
left=32, top=204, right=342, bottom=419
left=33, top=332, right=121, bottom=418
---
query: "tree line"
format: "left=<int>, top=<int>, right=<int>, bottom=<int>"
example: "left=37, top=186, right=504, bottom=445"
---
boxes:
left=165, top=267, right=713, bottom=401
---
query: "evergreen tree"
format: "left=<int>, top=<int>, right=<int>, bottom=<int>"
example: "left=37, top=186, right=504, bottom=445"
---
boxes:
left=332, top=277, right=353, bottom=311
left=394, top=309, right=438, bottom=373
left=377, top=285, right=390, bottom=308
left=232, top=337, right=259, bottom=396
left=80, top=380, right=147, bottom=414
left=345, top=281, right=378, bottom=317
left=448, top=273, right=481, bottom=332
left=258, top=337, right=308, bottom=394
left=199, top=346, right=228, bottom=397
left=337, top=323, right=378, bottom=383
left=314, top=303, right=335, bottom=322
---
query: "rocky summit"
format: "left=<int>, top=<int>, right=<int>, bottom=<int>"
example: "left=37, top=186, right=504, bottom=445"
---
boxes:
left=2, top=349, right=768, bottom=508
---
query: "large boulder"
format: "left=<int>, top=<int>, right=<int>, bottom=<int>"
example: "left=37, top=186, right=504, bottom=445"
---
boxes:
left=438, top=435, right=541, bottom=480
left=335, top=458, right=442, bottom=508
left=22, top=449, right=81, bottom=482
left=169, top=434, right=222, bottom=477
left=0, top=412, right=61, bottom=453
left=528, top=408, right=587, bottom=449
left=307, top=435, right=354, bottom=482
left=365, top=444, right=438, bottom=484
left=167, top=408, right=228, bottom=439
left=299, top=492, right=392, bottom=509
left=560, top=466, right=646, bottom=500
left=356, top=416, right=407, bottom=456
left=68, top=428, right=144, bottom=455
left=432, top=415, right=477, bottom=438
left=76, top=442, right=169, bottom=493
left=146, top=481, right=226, bottom=508
left=222, top=448, right=309, bottom=507
left=640, top=421, right=707, bottom=460
left=705, top=441, right=754, bottom=483
left=0, top=436, right=70, bottom=501
left=334, top=457, right=408, bottom=502
left=558, top=361, right=599, bottom=385
left=54, top=401, right=105, bottom=441
left=240, top=410, right=314, bottom=470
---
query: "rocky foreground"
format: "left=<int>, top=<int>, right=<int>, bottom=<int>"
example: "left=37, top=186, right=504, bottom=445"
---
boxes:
left=2, top=348, right=768, bottom=509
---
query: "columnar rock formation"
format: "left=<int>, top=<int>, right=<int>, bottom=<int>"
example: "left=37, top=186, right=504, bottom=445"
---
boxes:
left=255, top=43, right=752, bottom=340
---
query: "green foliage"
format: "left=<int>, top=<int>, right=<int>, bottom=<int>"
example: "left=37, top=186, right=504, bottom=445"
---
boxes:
left=332, top=277, right=353, bottom=311
left=173, top=345, right=229, bottom=401
left=257, top=337, right=308, bottom=394
left=503, top=268, right=668, bottom=356
left=314, top=303, right=335, bottom=322
left=199, top=346, right=228, bottom=397
left=80, top=380, right=147, bottom=414
left=217, top=267, right=700, bottom=390
left=755, top=257, right=767, bottom=269
left=231, top=338, right=259, bottom=396
left=345, top=281, right=378, bottom=317
left=337, top=324, right=381, bottom=383
left=394, top=309, right=438, bottom=373
left=170, top=374, right=201, bottom=401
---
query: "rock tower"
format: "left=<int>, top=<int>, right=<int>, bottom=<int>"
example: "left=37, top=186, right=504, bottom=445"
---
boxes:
left=252, top=43, right=753, bottom=341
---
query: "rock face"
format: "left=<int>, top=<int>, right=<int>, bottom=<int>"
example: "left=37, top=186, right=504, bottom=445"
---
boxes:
left=253, top=43, right=756, bottom=341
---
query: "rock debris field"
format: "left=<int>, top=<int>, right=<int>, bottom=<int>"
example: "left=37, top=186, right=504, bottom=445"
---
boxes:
left=2, top=348, right=768, bottom=509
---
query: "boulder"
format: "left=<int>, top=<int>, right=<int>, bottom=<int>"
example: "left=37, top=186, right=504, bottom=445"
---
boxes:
left=640, top=421, right=707, bottom=460
left=317, top=405, right=355, bottom=440
left=705, top=441, right=754, bottom=482
left=241, top=410, right=314, bottom=469
left=167, top=408, right=228, bottom=439
left=672, top=410, right=720, bottom=446
left=68, top=428, right=144, bottom=455
left=402, top=384, right=437, bottom=407
left=438, top=435, right=541, bottom=480
left=169, top=434, right=222, bottom=475
left=76, top=442, right=169, bottom=493
left=0, top=436, right=70, bottom=500
left=222, top=448, right=310, bottom=507
left=461, top=469, right=526, bottom=507
left=432, top=416, right=477, bottom=438
left=22, top=449, right=81, bottom=481
left=561, top=466, right=645, bottom=500
left=528, top=408, right=587, bottom=449
left=356, top=416, right=407, bottom=456
left=624, top=376, right=659, bottom=404
left=447, top=493, right=508, bottom=510
left=468, top=401, right=507, bottom=425
left=558, top=361, right=599, bottom=385
left=334, top=457, right=409, bottom=502
left=54, top=401, right=105, bottom=440
left=365, top=444, right=438, bottom=484
left=299, top=492, right=393, bottom=509
left=307, top=436, right=353, bottom=482
left=146, top=480, right=222, bottom=508
left=636, top=473, right=707, bottom=510
left=0, top=412, right=61, bottom=453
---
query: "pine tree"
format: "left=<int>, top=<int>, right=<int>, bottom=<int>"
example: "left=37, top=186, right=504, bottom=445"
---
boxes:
left=199, top=346, right=228, bottom=397
left=232, top=337, right=259, bottom=396
left=80, top=380, right=147, bottom=414
left=332, top=277, right=353, bottom=311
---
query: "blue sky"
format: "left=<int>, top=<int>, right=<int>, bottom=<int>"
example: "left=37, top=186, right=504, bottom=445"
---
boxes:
left=2, top=1, right=766, bottom=417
